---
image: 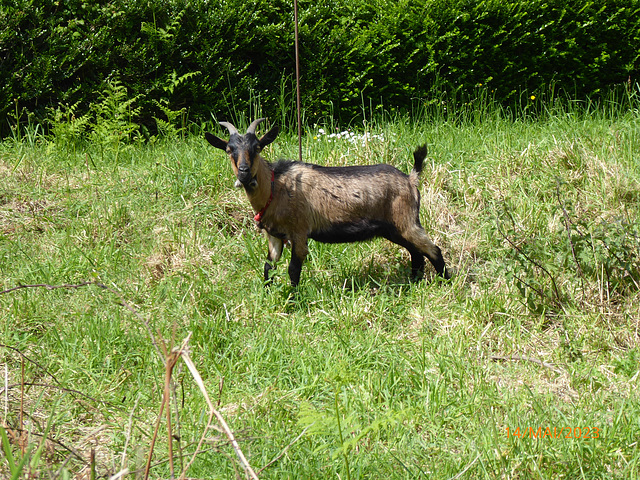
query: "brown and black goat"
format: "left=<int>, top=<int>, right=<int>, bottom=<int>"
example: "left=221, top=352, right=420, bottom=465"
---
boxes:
left=205, top=118, right=450, bottom=286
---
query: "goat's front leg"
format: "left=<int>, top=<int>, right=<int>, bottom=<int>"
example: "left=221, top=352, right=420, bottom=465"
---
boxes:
left=288, top=236, right=309, bottom=287
left=264, top=235, right=284, bottom=284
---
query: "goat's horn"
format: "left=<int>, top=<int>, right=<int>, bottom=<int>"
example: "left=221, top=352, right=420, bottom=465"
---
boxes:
left=246, top=118, right=266, bottom=135
left=219, top=122, right=238, bottom=135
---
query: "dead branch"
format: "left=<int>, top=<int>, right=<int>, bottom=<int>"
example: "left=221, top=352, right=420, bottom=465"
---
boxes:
left=496, top=208, right=564, bottom=309
left=0, top=343, right=64, bottom=388
left=555, top=181, right=585, bottom=293
left=1, top=382, right=115, bottom=406
left=257, top=425, right=311, bottom=474
left=144, top=347, right=181, bottom=480
left=1, top=282, right=260, bottom=478
left=179, top=340, right=259, bottom=480
left=489, top=354, right=564, bottom=374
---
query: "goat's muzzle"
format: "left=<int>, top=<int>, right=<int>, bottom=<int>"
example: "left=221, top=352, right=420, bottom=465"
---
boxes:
left=236, top=165, right=258, bottom=188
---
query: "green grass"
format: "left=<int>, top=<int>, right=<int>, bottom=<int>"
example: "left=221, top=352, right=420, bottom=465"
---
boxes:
left=1, top=102, right=639, bottom=479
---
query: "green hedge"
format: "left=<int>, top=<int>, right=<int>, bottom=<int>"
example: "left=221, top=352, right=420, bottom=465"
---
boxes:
left=1, top=0, right=639, bottom=136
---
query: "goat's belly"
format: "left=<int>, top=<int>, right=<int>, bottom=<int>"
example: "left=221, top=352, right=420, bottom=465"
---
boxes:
left=309, top=219, right=397, bottom=243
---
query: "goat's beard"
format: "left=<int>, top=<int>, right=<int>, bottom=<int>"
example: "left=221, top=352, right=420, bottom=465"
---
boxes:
left=235, top=176, right=258, bottom=189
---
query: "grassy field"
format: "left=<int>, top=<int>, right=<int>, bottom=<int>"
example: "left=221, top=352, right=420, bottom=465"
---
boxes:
left=1, top=100, right=640, bottom=479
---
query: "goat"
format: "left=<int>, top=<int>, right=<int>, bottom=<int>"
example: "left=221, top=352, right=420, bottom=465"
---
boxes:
left=205, top=118, right=450, bottom=286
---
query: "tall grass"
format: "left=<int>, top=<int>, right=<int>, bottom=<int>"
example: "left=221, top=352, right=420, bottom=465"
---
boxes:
left=1, top=92, right=639, bottom=478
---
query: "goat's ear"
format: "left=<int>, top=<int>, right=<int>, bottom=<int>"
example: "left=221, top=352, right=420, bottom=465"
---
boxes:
left=205, top=132, right=228, bottom=151
left=258, top=125, right=279, bottom=149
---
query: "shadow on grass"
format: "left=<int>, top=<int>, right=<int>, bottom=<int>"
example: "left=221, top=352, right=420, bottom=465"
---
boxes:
left=306, top=263, right=451, bottom=298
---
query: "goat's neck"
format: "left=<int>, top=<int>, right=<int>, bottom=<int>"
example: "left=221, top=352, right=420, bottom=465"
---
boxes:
left=245, top=157, right=273, bottom=213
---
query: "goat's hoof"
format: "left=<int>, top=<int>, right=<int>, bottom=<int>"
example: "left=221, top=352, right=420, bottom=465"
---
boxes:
left=442, top=267, right=455, bottom=280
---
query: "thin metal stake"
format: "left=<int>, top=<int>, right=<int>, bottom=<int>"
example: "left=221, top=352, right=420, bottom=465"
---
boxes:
left=294, top=0, right=302, bottom=161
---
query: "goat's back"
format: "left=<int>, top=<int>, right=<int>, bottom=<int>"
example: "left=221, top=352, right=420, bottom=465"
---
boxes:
left=270, top=160, right=421, bottom=231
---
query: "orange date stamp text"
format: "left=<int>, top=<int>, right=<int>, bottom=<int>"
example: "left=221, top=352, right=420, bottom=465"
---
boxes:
left=505, top=426, right=600, bottom=439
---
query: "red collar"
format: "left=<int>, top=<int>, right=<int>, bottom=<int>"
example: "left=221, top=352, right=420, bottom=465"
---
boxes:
left=254, top=170, right=275, bottom=223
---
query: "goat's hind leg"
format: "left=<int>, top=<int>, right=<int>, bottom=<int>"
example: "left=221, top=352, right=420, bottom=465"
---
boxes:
left=401, top=226, right=450, bottom=280
left=264, top=235, right=284, bottom=284
left=408, top=248, right=426, bottom=280
left=383, top=231, right=428, bottom=280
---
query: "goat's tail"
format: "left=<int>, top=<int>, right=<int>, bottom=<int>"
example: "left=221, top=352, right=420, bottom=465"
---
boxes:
left=410, top=144, right=428, bottom=187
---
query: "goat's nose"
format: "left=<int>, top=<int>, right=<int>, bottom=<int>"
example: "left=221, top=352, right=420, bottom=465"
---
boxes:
left=236, top=163, right=253, bottom=186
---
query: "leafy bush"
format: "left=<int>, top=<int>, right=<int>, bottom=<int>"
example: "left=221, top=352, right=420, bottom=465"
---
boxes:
left=1, top=0, right=639, bottom=137
left=497, top=182, right=640, bottom=316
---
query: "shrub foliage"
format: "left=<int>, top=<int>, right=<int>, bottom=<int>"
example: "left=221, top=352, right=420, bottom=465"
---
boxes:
left=1, top=0, right=639, bottom=135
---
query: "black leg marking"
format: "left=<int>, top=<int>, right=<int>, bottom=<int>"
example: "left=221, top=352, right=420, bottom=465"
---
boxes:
left=288, top=254, right=303, bottom=287
left=409, top=250, right=426, bottom=280
left=426, top=246, right=450, bottom=279
left=264, top=261, right=274, bottom=285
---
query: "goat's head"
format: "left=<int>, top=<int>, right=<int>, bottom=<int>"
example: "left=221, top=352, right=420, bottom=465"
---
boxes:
left=205, top=118, right=279, bottom=189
